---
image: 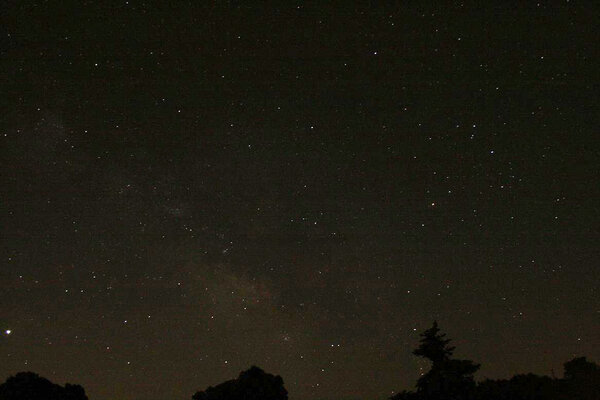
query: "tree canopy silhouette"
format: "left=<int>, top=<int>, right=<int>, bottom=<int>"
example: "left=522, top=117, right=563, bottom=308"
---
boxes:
left=415, top=322, right=480, bottom=400
left=393, top=322, right=599, bottom=400
left=561, top=357, right=600, bottom=400
left=413, top=321, right=456, bottom=364
left=563, top=356, right=598, bottom=381
left=0, top=372, right=87, bottom=400
left=0, top=342, right=597, bottom=400
left=393, top=321, right=480, bottom=400
left=192, top=366, right=287, bottom=400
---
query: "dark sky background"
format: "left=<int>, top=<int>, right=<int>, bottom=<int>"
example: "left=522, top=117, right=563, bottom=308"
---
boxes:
left=1, top=2, right=598, bottom=400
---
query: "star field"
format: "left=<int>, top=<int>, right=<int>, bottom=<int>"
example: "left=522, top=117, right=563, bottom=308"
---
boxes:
left=0, top=2, right=598, bottom=400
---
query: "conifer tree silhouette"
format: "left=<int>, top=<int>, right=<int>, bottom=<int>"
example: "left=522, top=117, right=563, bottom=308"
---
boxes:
left=413, top=321, right=456, bottom=364
left=413, top=322, right=480, bottom=400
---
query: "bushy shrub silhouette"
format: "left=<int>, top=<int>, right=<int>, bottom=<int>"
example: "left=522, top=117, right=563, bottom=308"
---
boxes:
left=475, top=358, right=600, bottom=400
left=192, top=366, right=287, bottom=400
left=560, top=357, right=599, bottom=400
left=476, top=374, right=558, bottom=400
left=0, top=372, right=87, bottom=400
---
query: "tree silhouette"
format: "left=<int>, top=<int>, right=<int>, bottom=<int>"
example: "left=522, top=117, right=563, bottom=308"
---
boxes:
left=560, top=357, right=600, bottom=400
left=413, top=321, right=455, bottom=364
left=563, top=357, right=598, bottom=381
left=393, top=321, right=480, bottom=400
left=390, top=390, right=420, bottom=400
left=0, top=372, right=87, bottom=400
left=476, top=374, right=557, bottom=400
left=192, top=366, right=287, bottom=400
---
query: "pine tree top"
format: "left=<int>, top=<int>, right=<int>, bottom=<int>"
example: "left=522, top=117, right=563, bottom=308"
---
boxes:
left=413, top=321, right=456, bottom=364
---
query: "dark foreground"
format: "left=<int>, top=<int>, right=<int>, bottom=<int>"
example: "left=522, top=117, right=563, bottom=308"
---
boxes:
left=1, top=323, right=597, bottom=400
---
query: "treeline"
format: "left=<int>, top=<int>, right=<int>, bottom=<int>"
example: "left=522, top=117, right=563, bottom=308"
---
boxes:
left=390, top=322, right=598, bottom=400
left=0, top=322, right=597, bottom=400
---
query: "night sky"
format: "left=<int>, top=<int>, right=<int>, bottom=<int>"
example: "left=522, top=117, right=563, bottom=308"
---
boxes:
left=1, top=2, right=598, bottom=400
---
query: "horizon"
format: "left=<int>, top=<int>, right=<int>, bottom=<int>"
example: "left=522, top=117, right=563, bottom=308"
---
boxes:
left=1, top=350, right=597, bottom=400
left=1, top=341, right=594, bottom=400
